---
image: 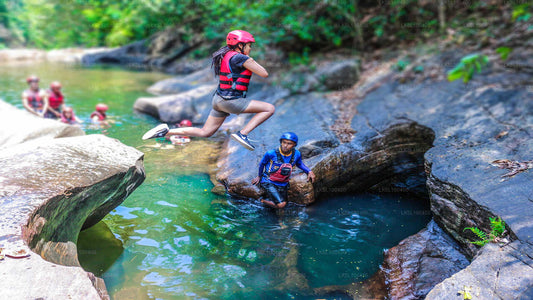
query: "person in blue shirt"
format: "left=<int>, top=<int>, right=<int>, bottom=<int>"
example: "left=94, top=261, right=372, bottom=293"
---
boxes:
left=252, top=132, right=316, bottom=209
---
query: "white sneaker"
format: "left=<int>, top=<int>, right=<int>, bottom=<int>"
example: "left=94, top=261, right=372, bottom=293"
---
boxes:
left=142, top=124, right=169, bottom=140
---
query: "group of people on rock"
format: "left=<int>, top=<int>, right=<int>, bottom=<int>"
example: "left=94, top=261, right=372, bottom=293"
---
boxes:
left=21, top=75, right=109, bottom=126
left=142, top=30, right=316, bottom=209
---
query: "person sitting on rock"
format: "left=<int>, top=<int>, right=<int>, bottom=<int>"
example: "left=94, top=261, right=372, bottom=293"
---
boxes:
left=21, top=75, right=50, bottom=118
left=90, top=103, right=109, bottom=127
left=252, top=132, right=316, bottom=209
left=60, top=106, right=82, bottom=125
left=46, top=81, right=65, bottom=119
left=166, top=119, right=192, bottom=145
left=143, top=30, right=274, bottom=151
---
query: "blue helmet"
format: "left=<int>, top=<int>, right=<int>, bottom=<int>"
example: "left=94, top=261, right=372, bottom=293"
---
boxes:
left=279, top=132, right=298, bottom=145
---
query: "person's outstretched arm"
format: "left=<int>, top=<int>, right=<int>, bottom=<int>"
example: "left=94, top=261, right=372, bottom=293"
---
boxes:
left=243, top=58, right=269, bottom=78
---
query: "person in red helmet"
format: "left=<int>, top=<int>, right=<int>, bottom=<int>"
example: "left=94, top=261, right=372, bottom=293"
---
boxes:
left=166, top=119, right=192, bottom=145
left=91, top=103, right=109, bottom=126
left=46, top=81, right=64, bottom=119
left=60, top=106, right=82, bottom=125
left=21, top=75, right=50, bottom=118
left=143, top=30, right=274, bottom=151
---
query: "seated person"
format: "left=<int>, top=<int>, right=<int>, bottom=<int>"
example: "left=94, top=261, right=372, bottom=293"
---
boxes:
left=21, top=75, right=49, bottom=118
left=46, top=81, right=64, bottom=119
left=252, top=132, right=316, bottom=209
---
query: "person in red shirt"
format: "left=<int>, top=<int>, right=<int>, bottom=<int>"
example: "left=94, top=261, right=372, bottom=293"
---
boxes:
left=46, top=81, right=64, bottom=119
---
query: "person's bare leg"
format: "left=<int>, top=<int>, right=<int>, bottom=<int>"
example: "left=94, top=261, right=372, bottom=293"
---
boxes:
left=166, top=116, right=225, bottom=138
left=239, top=100, right=275, bottom=135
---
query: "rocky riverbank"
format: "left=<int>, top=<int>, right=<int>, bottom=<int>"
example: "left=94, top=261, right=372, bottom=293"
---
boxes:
left=136, top=40, right=533, bottom=297
left=0, top=101, right=145, bottom=299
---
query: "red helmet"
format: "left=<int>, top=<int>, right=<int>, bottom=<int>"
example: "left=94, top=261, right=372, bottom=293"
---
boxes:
left=179, top=119, right=192, bottom=127
left=226, top=30, right=255, bottom=46
left=26, top=75, right=39, bottom=83
left=96, top=103, right=108, bottom=112
left=50, top=81, right=62, bottom=89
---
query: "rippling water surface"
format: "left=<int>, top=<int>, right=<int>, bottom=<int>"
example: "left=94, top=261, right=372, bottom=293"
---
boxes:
left=0, top=62, right=431, bottom=299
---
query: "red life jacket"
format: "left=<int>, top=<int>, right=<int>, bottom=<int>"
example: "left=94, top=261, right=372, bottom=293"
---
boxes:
left=268, top=149, right=295, bottom=183
left=90, top=111, right=106, bottom=121
left=24, top=89, right=43, bottom=109
left=47, top=89, right=64, bottom=109
left=219, top=51, right=252, bottom=97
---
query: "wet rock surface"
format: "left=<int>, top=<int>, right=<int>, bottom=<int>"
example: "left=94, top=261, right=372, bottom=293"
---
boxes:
left=382, top=220, right=469, bottom=299
left=0, top=100, right=145, bottom=299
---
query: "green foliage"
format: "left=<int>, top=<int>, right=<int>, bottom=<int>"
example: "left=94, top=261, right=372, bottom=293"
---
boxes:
left=496, top=47, right=512, bottom=61
left=447, top=54, right=489, bottom=83
left=512, top=3, right=531, bottom=22
left=464, top=217, right=506, bottom=247
left=395, top=59, right=409, bottom=71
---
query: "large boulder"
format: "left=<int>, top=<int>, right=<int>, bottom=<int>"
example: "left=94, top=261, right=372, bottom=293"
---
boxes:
left=280, top=59, right=360, bottom=93
left=0, top=100, right=85, bottom=150
left=147, top=67, right=214, bottom=95
left=382, top=220, right=469, bottom=299
left=0, top=134, right=145, bottom=299
left=0, top=100, right=145, bottom=299
left=81, top=40, right=148, bottom=68
left=134, top=84, right=216, bottom=124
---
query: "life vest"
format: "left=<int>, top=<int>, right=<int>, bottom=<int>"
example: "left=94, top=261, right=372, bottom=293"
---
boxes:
left=218, top=51, right=252, bottom=97
left=47, top=89, right=64, bottom=109
left=268, top=149, right=295, bottom=183
left=90, top=111, right=106, bottom=121
left=24, top=89, right=43, bottom=109
left=60, top=113, right=76, bottom=124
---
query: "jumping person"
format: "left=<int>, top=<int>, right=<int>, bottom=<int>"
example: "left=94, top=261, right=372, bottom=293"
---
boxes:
left=142, top=30, right=275, bottom=151
left=46, top=81, right=64, bottom=119
left=252, top=132, right=316, bottom=209
left=21, top=75, right=49, bottom=118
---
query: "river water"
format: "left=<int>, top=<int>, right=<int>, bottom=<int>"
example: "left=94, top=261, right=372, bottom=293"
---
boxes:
left=0, top=62, right=431, bottom=299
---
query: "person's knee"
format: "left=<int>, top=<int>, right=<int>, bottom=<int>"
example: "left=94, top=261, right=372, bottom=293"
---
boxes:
left=198, top=127, right=216, bottom=137
left=266, top=103, right=275, bottom=115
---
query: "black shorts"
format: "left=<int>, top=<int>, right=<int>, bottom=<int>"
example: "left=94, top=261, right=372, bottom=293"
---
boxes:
left=261, top=182, right=288, bottom=204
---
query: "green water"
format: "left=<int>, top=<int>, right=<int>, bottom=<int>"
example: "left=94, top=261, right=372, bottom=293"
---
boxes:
left=0, top=62, right=432, bottom=299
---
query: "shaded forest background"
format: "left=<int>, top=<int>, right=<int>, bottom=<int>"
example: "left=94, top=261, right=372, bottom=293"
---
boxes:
left=0, top=0, right=531, bottom=60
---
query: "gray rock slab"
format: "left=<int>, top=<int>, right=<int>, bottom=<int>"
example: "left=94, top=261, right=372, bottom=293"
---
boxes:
left=0, top=134, right=145, bottom=299
left=0, top=100, right=85, bottom=150
left=426, top=241, right=533, bottom=300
